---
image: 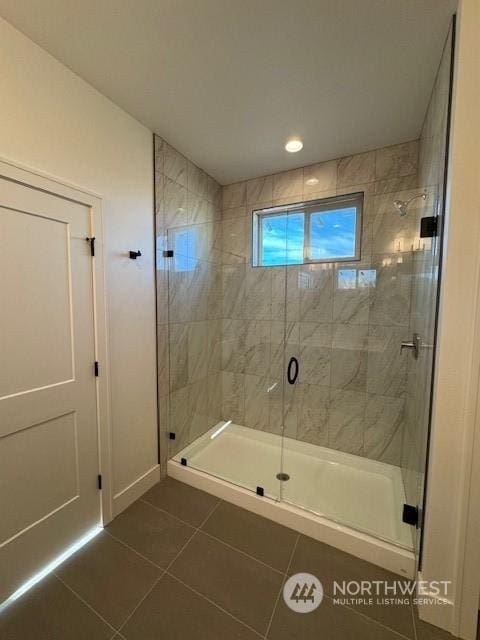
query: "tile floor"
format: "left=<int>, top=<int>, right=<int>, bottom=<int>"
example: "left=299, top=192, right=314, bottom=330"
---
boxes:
left=0, top=478, right=461, bottom=640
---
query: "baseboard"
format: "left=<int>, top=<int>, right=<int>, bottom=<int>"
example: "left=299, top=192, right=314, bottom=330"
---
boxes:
left=112, top=464, right=160, bottom=517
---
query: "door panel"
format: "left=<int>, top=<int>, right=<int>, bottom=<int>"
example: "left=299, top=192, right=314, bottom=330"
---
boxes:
left=0, top=412, right=79, bottom=545
left=0, top=177, right=100, bottom=601
left=1, top=210, right=73, bottom=397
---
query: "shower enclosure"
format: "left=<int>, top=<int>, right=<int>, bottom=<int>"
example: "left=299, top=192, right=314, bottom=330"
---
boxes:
left=155, top=23, right=454, bottom=573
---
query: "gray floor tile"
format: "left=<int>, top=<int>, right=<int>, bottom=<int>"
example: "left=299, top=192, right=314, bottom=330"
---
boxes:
left=56, top=532, right=160, bottom=628
left=106, top=500, right=194, bottom=568
left=2, top=486, right=460, bottom=640
left=169, top=530, right=283, bottom=635
left=122, top=573, right=260, bottom=640
left=202, top=501, right=297, bottom=571
left=268, top=594, right=405, bottom=640
left=142, top=478, right=220, bottom=527
left=289, top=535, right=415, bottom=638
left=0, top=575, right=112, bottom=640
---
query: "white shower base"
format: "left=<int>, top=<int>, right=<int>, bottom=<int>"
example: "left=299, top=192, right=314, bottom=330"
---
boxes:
left=168, top=422, right=414, bottom=577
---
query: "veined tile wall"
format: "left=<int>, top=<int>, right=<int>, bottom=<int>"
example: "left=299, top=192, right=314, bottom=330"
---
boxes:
left=219, top=141, right=421, bottom=465
left=155, top=136, right=223, bottom=469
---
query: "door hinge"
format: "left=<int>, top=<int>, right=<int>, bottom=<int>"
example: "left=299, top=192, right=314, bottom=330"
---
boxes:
left=86, top=236, right=96, bottom=256
left=402, top=503, right=419, bottom=527
left=181, top=457, right=187, bottom=466
left=256, top=486, right=264, bottom=497
left=420, top=216, right=438, bottom=238
left=94, top=361, right=99, bottom=377
left=163, top=249, right=174, bottom=258
left=169, top=432, right=176, bottom=440
left=97, top=474, right=102, bottom=490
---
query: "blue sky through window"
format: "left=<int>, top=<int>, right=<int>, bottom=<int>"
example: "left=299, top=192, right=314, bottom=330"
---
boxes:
left=170, top=227, right=196, bottom=272
left=259, top=204, right=359, bottom=266
left=261, top=212, right=304, bottom=265
left=310, top=207, right=356, bottom=260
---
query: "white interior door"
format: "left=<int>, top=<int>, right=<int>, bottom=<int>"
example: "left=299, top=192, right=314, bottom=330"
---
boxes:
left=0, top=175, right=101, bottom=602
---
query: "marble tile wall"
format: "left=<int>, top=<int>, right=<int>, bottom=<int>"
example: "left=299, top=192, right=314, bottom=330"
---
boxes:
left=219, top=140, right=421, bottom=466
left=155, top=135, right=223, bottom=470
left=401, top=25, right=453, bottom=553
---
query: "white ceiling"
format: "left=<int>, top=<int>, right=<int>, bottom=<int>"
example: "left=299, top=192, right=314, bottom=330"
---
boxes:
left=0, top=0, right=456, bottom=184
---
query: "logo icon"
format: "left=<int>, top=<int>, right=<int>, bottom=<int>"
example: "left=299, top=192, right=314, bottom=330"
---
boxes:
left=283, top=573, right=323, bottom=613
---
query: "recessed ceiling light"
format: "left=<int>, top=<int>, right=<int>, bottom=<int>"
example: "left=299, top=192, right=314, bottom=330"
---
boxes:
left=285, top=139, right=303, bottom=153
left=305, top=177, right=319, bottom=186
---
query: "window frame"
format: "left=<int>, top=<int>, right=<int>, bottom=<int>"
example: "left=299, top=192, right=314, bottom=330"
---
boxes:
left=252, top=191, right=364, bottom=267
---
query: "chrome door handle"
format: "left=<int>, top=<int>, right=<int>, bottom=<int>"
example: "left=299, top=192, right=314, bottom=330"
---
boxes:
left=400, top=333, right=421, bottom=359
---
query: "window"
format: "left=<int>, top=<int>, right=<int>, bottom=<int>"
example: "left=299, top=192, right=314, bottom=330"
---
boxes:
left=252, top=192, right=363, bottom=267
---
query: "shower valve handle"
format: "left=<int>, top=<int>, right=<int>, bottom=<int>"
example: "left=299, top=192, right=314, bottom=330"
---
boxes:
left=400, top=333, right=421, bottom=359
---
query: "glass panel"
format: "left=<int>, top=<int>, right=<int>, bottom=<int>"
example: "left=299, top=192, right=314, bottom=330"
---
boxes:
left=308, top=206, right=357, bottom=261
left=167, top=211, right=286, bottom=502
left=402, top=24, right=454, bottom=566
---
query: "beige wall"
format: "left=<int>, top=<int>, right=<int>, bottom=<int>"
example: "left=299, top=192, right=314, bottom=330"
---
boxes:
left=0, top=17, right=158, bottom=515
left=219, top=141, right=421, bottom=465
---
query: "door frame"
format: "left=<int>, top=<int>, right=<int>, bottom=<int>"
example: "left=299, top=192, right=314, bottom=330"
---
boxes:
left=0, top=156, right=113, bottom=525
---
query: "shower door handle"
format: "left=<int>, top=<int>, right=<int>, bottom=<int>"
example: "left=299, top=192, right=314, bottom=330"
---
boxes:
left=287, top=357, right=299, bottom=385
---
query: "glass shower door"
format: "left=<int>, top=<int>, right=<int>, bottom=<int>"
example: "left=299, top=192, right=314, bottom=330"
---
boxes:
left=277, top=194, right=414, bottom=547
left=278, top=206, right=337, bottom=521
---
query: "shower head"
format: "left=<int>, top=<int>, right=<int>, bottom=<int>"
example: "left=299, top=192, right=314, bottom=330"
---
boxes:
left=393, top=193, right=427, bottom=217
left=393, top=200, right=408, bottom=216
